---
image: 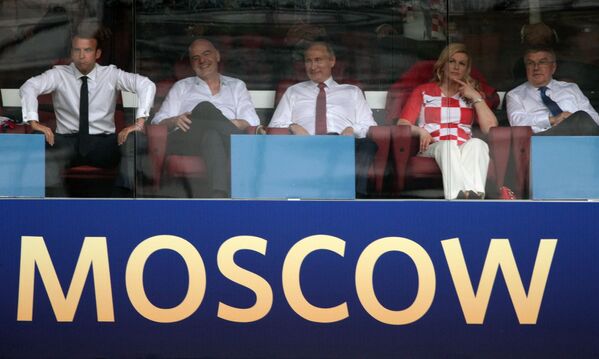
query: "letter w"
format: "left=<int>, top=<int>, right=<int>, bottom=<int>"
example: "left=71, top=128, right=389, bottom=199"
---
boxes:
left=442, top=238, right=557, bottom=324
left=17, top=236, right=114, bottom=322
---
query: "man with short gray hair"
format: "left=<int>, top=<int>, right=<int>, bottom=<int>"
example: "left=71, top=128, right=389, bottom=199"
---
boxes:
left=507, top=47, right=599, bottom=135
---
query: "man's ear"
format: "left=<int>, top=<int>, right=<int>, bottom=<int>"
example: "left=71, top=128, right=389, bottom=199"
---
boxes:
left=95, top=49, right=102, bottom=60
left=216, top=50, right=221, bottom=63
left=330, top=55, right=336, bottom=68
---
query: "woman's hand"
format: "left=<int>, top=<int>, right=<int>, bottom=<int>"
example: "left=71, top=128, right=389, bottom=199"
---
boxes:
left=454, top=78, right=481, bottom=102
left=418, top=127, right=433, bottom=153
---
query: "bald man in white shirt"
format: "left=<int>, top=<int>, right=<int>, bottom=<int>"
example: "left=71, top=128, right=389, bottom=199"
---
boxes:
left=152, top=39, right=260, bottom=198
left=20, top=26, right=156, bottom=197
left=507, top=47, right=599, bottom=135
left=269, top=41, right=378, bottom=197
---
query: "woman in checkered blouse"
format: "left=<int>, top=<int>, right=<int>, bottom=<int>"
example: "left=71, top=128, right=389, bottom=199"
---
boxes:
left=397, top=43, right=498, bottom=199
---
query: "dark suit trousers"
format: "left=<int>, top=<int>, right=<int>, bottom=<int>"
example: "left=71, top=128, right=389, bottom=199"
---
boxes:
left=167, top=101, right=243, bottom=194
left=45, top=133, right=124, bottom=191
left=355, top=137, right=378, bottom=197
left=536, top=111, right=599, bottom=136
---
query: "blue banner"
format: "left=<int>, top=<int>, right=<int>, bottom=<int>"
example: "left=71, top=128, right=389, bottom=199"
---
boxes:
left=1, top=200, right=597, bottom=358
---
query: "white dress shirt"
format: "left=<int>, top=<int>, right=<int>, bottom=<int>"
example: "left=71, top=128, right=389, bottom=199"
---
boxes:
left=507, top=79, right=599, bottom=133
left=151, top=75, right=260, bottom=126
left=20, top=63, right=156, bottom=134
left=269, top=77, right=375, bottom=138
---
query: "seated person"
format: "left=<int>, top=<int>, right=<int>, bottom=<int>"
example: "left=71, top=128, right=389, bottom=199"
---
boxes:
left=386, top=59, right=499, bottom=125
left=268, top=40, right=378, bottom=197
left=151, top=38, right=260, bottom=198
left=507, top=47, right=599, bottom=135
left=396, top=43, right=498, bottom=200
left=19, top=23, right=156, bottom=197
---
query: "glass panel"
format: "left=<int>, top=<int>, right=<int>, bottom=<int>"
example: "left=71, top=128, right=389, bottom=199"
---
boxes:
left=446, top=0, right=599, bottom=200
left=2, top=1, right=598, bottom=199
left=135, top=0, right=412, bottom=199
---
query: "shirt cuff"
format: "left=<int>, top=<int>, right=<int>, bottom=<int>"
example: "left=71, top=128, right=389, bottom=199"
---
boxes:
left=135, top=110, right=150, bottom=120
left=535, top=114, right=552, bottom=131
left=23, top=112, right=39, bottom=123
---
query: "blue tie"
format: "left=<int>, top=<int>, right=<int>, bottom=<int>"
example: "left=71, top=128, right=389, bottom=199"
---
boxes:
left=539, top=86, right=563, bottom=116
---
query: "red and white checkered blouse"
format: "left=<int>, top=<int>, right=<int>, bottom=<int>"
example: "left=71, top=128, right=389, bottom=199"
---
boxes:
left=400, top=82, right=475, bottom=145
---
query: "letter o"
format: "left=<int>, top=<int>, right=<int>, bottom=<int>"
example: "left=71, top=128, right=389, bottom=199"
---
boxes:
left=126, top=235, right=206, bottom=323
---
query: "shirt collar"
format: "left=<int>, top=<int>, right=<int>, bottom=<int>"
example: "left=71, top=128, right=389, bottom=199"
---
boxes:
left=310, top=77, right=336, bottom=88
left=71, top=63, right=98, bottom=81
left=195, top=74, right=226, bottom=87
left=527, top=78, right=556, bottom=91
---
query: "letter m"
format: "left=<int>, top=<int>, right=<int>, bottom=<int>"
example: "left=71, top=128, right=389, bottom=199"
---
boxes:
left=17, top=236, right=114, bottom=322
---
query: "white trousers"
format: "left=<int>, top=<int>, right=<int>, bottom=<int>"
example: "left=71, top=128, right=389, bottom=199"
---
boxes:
left=421, top=138, right=490, bottom=199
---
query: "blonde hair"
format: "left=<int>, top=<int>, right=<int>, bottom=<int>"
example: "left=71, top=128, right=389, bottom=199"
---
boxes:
left=433, top=43, right=478, bottom=89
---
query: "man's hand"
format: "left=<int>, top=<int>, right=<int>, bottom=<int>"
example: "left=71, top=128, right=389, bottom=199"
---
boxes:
left=166, top=112, right=192, bottom=132
left=231, top=119, right=250, bottom=130
left=289, top=123, right=309, bottom=135
left=341, top=127, right=354, bottom=136
left=30, top=121, right=54, bottom=146
left=118, top=118, right=146, bottom=145
left=549, top=111, right=572, bottom=127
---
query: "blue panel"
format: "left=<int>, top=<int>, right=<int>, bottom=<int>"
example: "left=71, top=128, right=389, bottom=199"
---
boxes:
left=531, top=136, right=599, bottom=199
left=0, top=200, right=598, bottom=358
left=231, top=135, right=355, bottom=199
left=0, top=134, right=44, bottom=197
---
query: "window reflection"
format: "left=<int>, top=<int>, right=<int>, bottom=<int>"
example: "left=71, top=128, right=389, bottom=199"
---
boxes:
left=0, top=0, right=598, bottom=199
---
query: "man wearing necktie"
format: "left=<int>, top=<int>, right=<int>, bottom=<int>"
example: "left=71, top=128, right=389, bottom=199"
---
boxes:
left=20, top=23, right=156, bottom=197
left=269, top=41, right=378, bottom=197
left=507, top=47, right=599, bottom=135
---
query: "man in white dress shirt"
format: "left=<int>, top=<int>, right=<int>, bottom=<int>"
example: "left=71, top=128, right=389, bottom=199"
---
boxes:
left=20, top=25, right=156, bottom=197
left=507, top=47, right=599, bottom=135
left=269, top=41, right=378, bottom=197
left=152, top=38, right=260, bottom=198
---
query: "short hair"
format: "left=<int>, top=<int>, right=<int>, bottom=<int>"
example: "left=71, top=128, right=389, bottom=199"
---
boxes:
left=73, top=21, right=107, bottom=50
left=303, top=40, right=335, bottom=58
left=188, top=38, right=217, bottom=55
left=524, top=47, right=556, bottom=62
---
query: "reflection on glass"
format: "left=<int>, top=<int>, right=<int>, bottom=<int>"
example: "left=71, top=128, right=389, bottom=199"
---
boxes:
left=0, top=1, right=598, bottom=199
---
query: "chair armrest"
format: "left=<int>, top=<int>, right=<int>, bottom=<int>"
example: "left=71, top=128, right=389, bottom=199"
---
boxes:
left=145, top=124, right=168, bottom=189
left=266, top=127, right=290, bottom=135
left=366, top=125, right=391, bottom=193
left=511, top=126, right=533, bottom=198
left=246, top=126, right=257, bottom=134
left=390, top=125, right=413, bottom=193
left=487, top=127, right=512, bottom=188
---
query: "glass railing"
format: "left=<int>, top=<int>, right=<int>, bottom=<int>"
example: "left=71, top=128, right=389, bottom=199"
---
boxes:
left=1, top=0, right=598, bottom=200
